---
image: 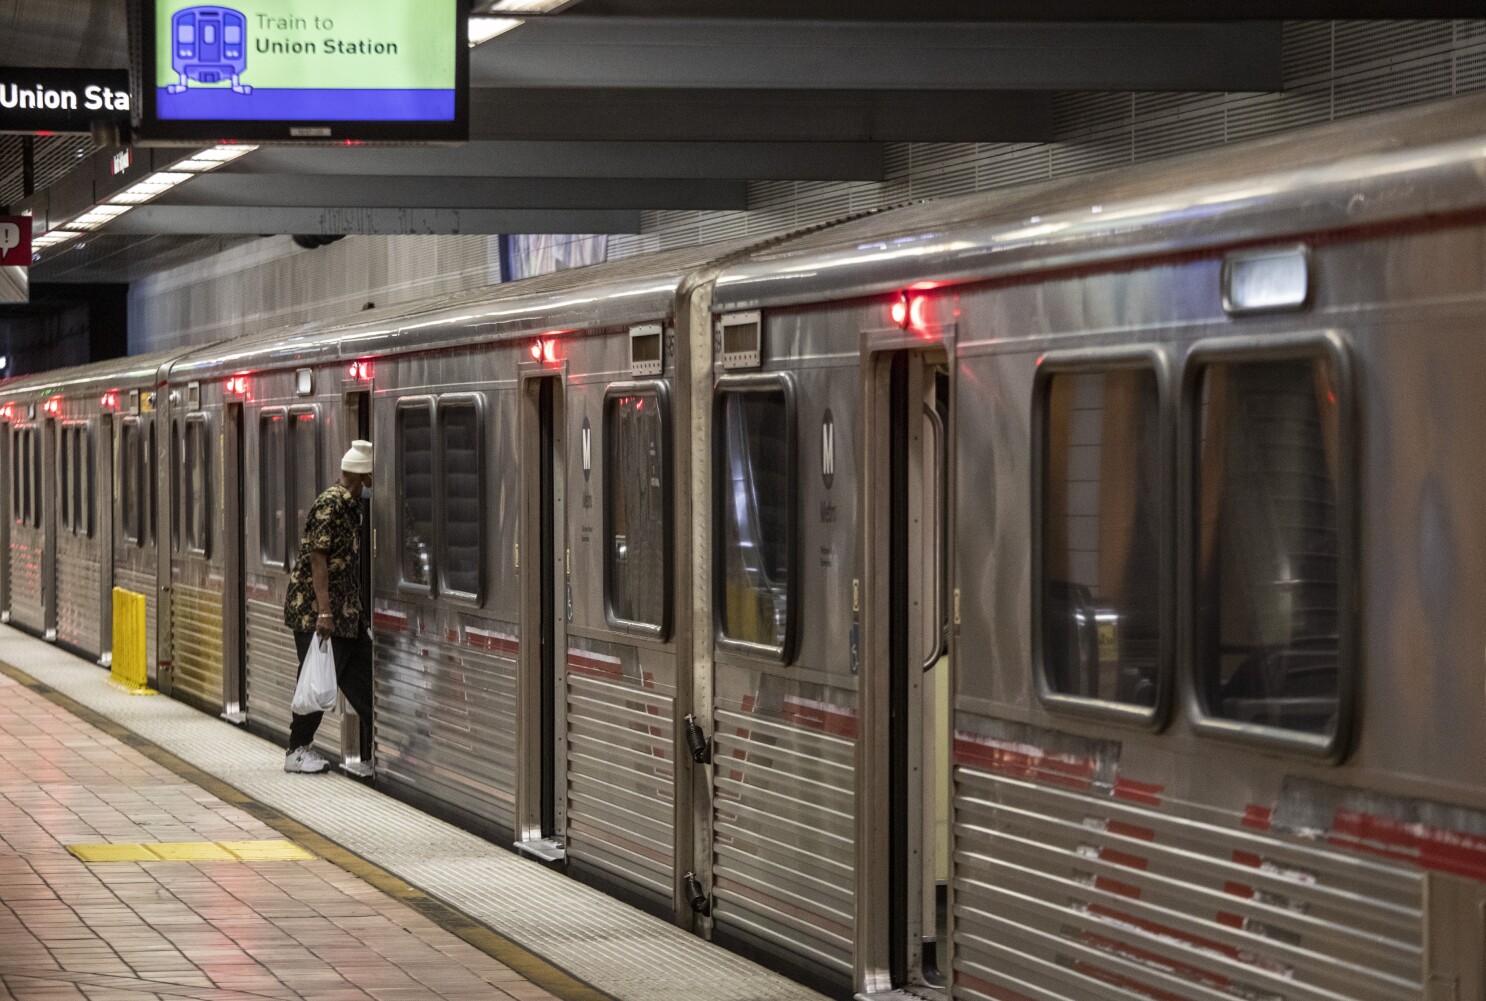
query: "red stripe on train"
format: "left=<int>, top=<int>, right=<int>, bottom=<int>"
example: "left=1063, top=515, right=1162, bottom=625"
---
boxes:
left=953, top=732, right=1096, bottom=792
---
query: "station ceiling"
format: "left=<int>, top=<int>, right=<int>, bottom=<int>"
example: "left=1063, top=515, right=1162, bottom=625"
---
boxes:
left=0, top=0, right=1470, bottom=283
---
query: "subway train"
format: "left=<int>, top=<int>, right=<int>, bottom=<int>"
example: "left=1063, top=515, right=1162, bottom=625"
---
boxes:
left=6, top=92, right=1486, bottom=1001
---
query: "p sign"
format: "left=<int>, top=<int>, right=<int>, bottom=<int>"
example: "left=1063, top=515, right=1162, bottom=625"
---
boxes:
left=0, top=217, right=32, bottom=266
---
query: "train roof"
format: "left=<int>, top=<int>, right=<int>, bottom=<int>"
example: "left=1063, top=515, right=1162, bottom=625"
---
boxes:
left=166, top=235, right=775, bottom=382
left=0, top=349, right=190, bottom=404
left=712, top=90, right=1486, bottom=311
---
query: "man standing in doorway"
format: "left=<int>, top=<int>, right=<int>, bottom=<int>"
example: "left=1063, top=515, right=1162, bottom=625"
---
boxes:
left=282, top=440, right=375, bottom=774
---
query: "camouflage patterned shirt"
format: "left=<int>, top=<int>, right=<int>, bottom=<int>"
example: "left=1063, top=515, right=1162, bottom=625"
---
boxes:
left=283, top=483, right=362, bottom=638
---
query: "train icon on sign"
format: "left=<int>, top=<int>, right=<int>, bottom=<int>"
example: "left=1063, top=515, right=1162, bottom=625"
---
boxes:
left=167, top=6, right=252, bottom=95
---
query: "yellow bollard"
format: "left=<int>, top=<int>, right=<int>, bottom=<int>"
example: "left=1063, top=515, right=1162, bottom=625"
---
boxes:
left=109, top=587, right=155, bottom=695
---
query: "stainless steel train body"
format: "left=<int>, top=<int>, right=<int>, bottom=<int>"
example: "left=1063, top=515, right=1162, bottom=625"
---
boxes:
left=0, top=354, right=176, bottom=668
left=9, top=94, right=1486, bottom=1001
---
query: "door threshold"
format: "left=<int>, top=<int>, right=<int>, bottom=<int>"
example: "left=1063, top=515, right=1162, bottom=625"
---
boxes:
left=856, top=988, right=945, bottom=1001
left=514, top=837, right=567, bottom=864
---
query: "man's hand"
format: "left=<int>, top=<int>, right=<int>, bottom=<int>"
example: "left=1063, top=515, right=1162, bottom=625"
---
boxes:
left=316, top=612, right=333, bottom=639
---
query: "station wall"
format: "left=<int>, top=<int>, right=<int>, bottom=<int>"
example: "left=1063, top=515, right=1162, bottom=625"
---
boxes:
left=127, top=20, right=1486, bottom=354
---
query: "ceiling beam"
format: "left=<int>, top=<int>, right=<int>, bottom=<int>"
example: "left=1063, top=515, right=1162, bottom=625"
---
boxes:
left=157, top=175, right=748, bottom=210
left=229, top=141, right=886, bottom=181
left=561, top=0, right=1479, bottom=19
left=472, top=19, right=1283, bottom=92
left=105, top=206, right=643, bottom=236
left=470, top=88, right=1055, bottom=142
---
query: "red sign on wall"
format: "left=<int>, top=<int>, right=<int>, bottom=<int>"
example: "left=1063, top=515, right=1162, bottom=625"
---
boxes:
left=0, top=216, right=31, bottom=266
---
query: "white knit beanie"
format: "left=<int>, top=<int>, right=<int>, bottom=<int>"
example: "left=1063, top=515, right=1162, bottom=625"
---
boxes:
left=341, top=440, right=373, bottom=474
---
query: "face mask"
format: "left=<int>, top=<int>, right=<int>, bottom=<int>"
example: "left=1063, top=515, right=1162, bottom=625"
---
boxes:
left=361, top=485, right=372, bottom=500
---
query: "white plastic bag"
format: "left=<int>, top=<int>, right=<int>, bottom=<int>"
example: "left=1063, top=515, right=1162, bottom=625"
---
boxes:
left=290, top=636, right=338, bottom=714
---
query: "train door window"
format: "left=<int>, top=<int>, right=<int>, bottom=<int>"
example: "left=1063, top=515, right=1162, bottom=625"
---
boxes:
left=184, top=416, right=210, bottom=556
left=146, top=419, right=157, bottom=548
left=437, top=396, right=483, bottom=601
left=259, top=410, right=287, bottom=566
left=288, top=407, right=321, bottom=549
left=396, top=399, right=435, bottom=590
left=604, top=383, right=671, bottom=638
left=1035, top=352, right=1170, bottom=722
left=170, top=421, right=181, bottom=551
left=21, top=428, right=32, bottom=527
left=10, top=428, right=19, bottom=525
left=1187, top=337, right=1352, bottom=754
left=121, top=420, right=140, bottom=544
left=30, top=428, right=40, bottom=528
left=714, top=377, right=796, bottom=660
left=60, top=426, right=72, bottom=533
left=78, top=426, right=93, bottom=538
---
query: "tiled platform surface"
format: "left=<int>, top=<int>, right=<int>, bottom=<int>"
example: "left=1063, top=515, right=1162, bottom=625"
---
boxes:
left=0, top=665, right=559, bottom=1001
left=0, top=626, right=832, bottom=1001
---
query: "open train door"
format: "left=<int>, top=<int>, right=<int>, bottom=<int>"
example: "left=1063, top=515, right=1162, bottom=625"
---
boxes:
left=516, top=359, right=569, bottom=863
left=858, top=336, right=952, bottom=997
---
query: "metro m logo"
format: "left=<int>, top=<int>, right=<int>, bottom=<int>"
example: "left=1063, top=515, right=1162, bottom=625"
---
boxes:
left=821, top=408, right=835, bottom=489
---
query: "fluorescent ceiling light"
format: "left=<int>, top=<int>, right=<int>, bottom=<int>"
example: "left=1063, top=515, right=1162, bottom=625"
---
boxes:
left=469, top=16, right=523, bottom=44
left=68, top=205, right=133, bottom=231
left=491, top=0, right=571, bottom=9
left=33, top=230, right=84, bottom=248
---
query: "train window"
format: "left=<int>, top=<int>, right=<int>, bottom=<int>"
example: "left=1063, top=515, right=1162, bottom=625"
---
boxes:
left=184, top=416, right=210, bottom=556
left=31, top=428, right=40, bottom=528
left=147, top=419, right=157, bottom=547
left=170, top=421, right=181, bottom=551
left=605, top=384, right=671, bottom=638
left=121, top=420, right=141, bottom=545
left=397, top=400, right=435, bottom=591
left=60, top=426, right=72, bottom=533
left=78, top=427, right=92, bottom=538
left=437, top=397, right=482, bottom=601
left=289, top=408, right=321, bottom=550
left=1036, top=355, right=1169, bottom=723
left=259, top=411, right=287, bottom=566
left=1186, top=336, right=1353, bottom=755
left=715, top=377, right=796, bottom=661
left=9, top=428, right=18, bottom=525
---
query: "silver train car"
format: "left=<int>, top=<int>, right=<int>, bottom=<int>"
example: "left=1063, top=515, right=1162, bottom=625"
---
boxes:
left=8, top=93, right=1486, bottom=1000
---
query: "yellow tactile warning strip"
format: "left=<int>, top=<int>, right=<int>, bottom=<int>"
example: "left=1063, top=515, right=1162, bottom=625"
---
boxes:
left=67, top=839, right=315, bottom=863
left=0, top=660, right=614, bottom=1001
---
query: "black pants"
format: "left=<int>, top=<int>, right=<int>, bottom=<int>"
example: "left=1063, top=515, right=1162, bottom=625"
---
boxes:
left=290, top=630, right=373, bottom=751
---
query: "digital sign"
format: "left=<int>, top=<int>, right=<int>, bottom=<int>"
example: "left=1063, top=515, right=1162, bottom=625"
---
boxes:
left=0, top=68, right=131, bottom=133
left=134, top=0, right=466, bottom=142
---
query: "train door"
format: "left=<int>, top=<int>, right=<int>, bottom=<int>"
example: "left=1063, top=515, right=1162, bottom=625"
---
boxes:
left=517, top=370, right=568, bottom=861
left=859, top=347, right=951, bottom=995
left=340, top=388, right=373, bottom=776
left=222, top=401, right=246, bottom=721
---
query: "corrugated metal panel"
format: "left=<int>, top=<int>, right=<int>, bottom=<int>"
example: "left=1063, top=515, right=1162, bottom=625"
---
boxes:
left=372, top=606, right=519, bottom=832
left=710, top=708, right=856, bottom=975
left=114, top=566, right=156, bottom=677
left=170, top=581, right=223, bottom=711
left=952, top=763, right=1423, bottom=1001
left=564, top=647, right=675, bottom=900
left=55, top=542, right=101, bottom=657
left=9, top=535, right=44, bottom=635
left=244, top=597, right=345, bottom=749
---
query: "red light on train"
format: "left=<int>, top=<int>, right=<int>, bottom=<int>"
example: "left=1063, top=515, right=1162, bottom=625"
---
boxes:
left=347, top=360, right=374, bottom=381
left=99, top=392, right=119, bottom=410
left=891, top=291, right=929, bottom=331
left=42, top=397, right=61, bottom=415
left=530, top=337, right=559, bottom=365
left=225, top=375, right=250, bottom=395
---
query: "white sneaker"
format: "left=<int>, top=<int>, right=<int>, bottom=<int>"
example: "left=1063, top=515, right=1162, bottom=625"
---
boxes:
left=284, top=746, right=330, bottom=774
